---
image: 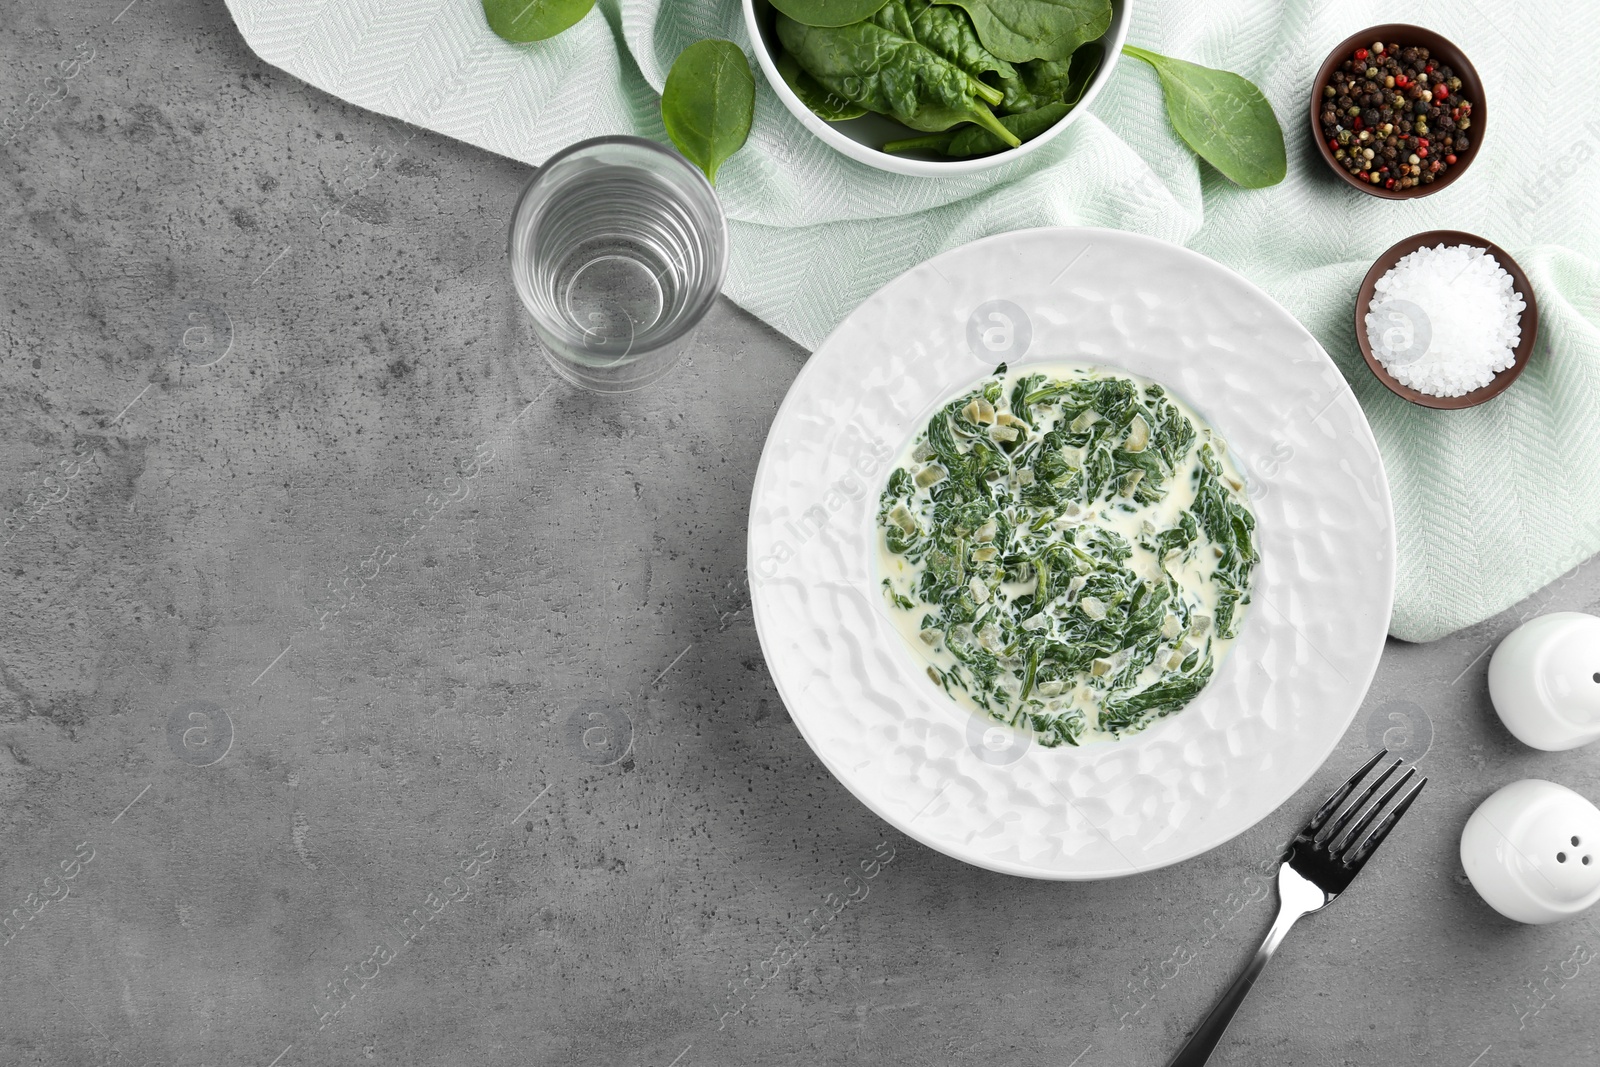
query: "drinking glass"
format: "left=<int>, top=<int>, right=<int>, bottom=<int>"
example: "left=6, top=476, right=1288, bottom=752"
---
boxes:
left=508, top=136, right=728, bottom=392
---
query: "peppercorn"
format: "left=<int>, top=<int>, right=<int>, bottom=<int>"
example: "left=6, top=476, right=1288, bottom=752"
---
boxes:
left=1445, top=153, right=1457, bottom=164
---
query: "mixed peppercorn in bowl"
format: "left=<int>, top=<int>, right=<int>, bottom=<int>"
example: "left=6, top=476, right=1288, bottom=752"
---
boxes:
left=1310, top=24, right=1485, bottom=199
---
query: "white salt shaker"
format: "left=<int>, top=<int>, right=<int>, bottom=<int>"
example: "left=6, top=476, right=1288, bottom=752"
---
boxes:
left=1461, top=780, right=1600, bottom=924
left=1487, top=612, right=1600, bottom=750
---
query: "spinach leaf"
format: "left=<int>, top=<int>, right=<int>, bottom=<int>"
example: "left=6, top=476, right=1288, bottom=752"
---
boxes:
left=1122, top=44, right=1286, bottom=188
left=930, top=0, right=1111, bottom=63
left=881, top=46, right=1098, bottom=159
left=661, top=40, right=755, bottom=185
left=879, top=0, right=1033, bottom=113
left=942, top=99, right=1070, bottom=155
left=1100, top=651, right=1213, bottom=731
left=1189, top=443, right=1257, bottom=637
left=1017, top=40, right=1101, bottom=108
left=777, top=15, right=1019, bottom=146
left=776, top=51, right=867, bottom=121
left=887, top=99, right=1067, bottom=155
left=481, top=0, right=594, bottom=42
left=770, top=0, right=893, bottom=28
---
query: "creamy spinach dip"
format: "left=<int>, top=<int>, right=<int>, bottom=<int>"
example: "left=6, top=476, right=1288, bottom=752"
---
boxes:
left=876, top=362, right=1258, bottom=746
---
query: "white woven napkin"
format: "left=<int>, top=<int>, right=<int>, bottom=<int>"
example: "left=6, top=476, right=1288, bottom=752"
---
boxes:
left=222, top=0, right=1600, bottom=642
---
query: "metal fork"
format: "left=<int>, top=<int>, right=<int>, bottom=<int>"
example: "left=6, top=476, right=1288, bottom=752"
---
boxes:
left=1164, top=750, right=1427, bottom=1067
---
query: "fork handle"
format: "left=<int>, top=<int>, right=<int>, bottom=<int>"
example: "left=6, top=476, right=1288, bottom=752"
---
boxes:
left=1162, top=898, right=1308, bottom=1067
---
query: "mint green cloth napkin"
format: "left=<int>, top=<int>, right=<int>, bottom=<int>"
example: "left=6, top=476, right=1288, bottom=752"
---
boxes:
left=223, top=0, right=1600, bottom=642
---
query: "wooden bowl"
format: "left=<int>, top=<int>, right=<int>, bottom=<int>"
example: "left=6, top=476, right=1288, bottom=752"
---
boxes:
left=1355, top=230, right=1538, bottom=409
left=1310, top=24, right=1485, bottom=199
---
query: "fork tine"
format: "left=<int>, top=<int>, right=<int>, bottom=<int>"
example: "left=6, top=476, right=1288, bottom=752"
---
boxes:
left=1332, top=766, right=1418, bottom=859
left=1343, top=776, right=1427, bottom=868
left=1306, top=749, right=1388, bottom=834
left=1315, top=759, right=1402, bottom=848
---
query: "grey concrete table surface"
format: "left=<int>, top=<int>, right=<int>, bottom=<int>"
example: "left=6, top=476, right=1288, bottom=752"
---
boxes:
left=2, top=3, right=1597, bottom=1066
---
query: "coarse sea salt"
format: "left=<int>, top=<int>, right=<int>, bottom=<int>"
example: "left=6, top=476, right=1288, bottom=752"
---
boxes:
left=1364, top=243, right=1525, bottom=398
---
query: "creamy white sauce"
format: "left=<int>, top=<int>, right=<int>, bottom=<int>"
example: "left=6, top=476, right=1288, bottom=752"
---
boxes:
left=876, top=361, right=1254, bottom=745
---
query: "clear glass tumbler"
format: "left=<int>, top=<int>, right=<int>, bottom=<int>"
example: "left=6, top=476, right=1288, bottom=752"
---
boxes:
left=508, top=136, right=729, bottom=393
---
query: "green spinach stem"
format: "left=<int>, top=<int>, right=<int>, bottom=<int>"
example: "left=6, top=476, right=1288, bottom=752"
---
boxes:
left=882, top=133, right=956, bottom=154
left=967, top=104, right=1021, bottom=148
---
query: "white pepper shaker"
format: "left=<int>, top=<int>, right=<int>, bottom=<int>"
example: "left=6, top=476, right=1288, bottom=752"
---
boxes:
left=1487, top=612, right=1600, bottom=750
left=1460, top=779, right=1600, bottom=924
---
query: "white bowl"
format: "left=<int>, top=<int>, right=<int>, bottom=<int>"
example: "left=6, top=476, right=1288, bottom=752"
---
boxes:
left=742, top=0, right=1132, bottom=177
left=748, top=228, right=1395, bottom=878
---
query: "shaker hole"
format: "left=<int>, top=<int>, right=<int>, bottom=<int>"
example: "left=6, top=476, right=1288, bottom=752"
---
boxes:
left=1557, top=853, right=1568, bottom=863
left=1585, top=856, right=1593, bottom=866
left=1593, top=672, right=1600, bottom=683
left=1574, top=836, right=1582, bottom=846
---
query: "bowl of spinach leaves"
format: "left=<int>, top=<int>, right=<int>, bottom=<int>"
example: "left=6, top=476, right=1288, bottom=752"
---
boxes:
left=742, top=0, right=1131, bottom=174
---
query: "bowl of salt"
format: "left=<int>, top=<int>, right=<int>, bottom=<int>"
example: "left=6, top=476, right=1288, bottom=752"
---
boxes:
left=1356, top=229, right=1538, bottom=409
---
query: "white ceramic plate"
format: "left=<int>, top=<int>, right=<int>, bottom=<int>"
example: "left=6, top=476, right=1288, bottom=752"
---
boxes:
left=742, top=0, right=1132, bottom=177
left=748, top=228, right=1395, bottom=879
